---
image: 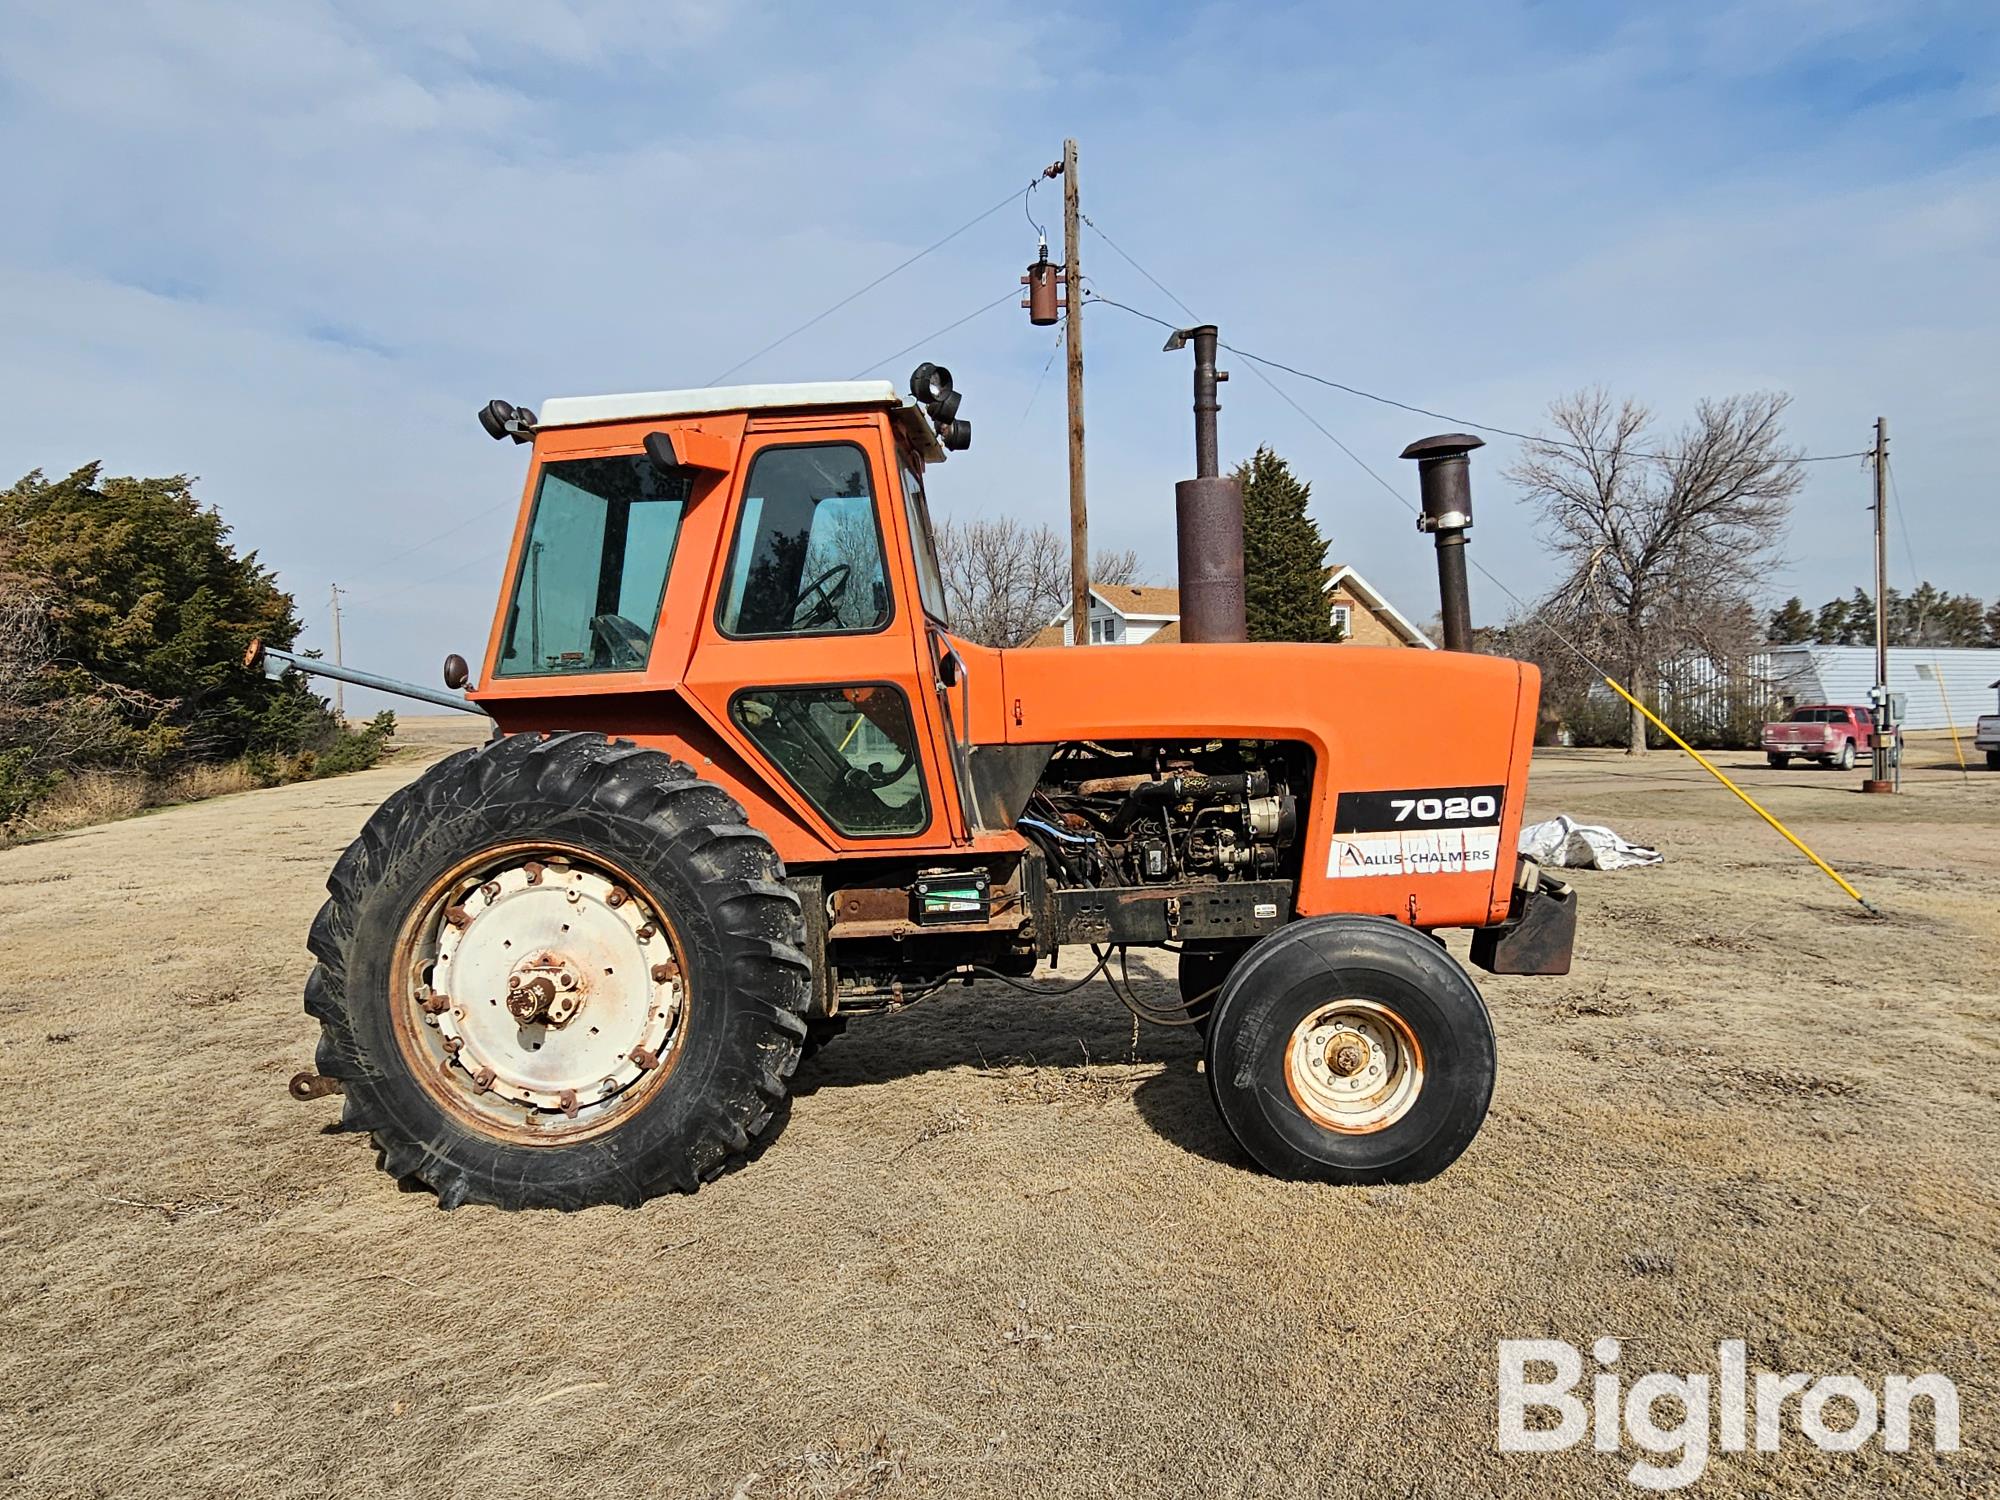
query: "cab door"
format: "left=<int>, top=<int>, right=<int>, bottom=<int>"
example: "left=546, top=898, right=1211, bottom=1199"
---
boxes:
left=679, top=416, right=965, bottom=854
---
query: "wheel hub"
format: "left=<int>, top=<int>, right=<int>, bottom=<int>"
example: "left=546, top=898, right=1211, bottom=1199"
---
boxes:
left=506, top=952, right=583, bottom=1026
left=416, top=858, right=684, bottom=1130
left=1285, top=999, right=1424, bottom=1134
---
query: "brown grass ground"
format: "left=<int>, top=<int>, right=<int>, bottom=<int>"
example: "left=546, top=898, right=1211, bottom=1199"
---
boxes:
left=0, top=718, right=1993, bottom=1498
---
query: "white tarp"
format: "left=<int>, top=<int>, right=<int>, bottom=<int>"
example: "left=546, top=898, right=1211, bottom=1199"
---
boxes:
left=1519, top=815, right=1663, bottom=870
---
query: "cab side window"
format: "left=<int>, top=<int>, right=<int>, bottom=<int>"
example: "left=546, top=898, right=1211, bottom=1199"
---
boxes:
left=717, top=443, right=890, bottom=637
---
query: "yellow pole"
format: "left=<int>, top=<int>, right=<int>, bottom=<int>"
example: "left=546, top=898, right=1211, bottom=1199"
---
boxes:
left=1932, top=664, right=1968, bottom=772
left=1601, top=677, right=1879, bottom=915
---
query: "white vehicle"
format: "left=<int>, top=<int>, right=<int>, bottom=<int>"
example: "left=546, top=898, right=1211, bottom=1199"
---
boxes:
left=1976, top=678, right=2000, bottom=770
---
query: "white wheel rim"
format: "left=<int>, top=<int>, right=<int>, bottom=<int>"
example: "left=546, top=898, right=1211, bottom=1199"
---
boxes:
left=1283, top=999, right=1424, bottom=1134
left=396, top=852, right=686, bottom=1142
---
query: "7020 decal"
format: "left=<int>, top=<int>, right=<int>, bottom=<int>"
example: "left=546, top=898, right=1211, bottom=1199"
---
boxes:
left=1390, top=793, right=1498, bottom=824
left=1332, top=784, right=1506, bottom=834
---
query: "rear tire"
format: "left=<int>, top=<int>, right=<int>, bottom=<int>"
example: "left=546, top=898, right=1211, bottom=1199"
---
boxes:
left=304, top=731, right=811, bottom=1210
left=1834, top=739, right=1855, bottom=771
left=1766, top=753, right=1790, bottom=768
left=1178, top=940, right=1252, bottom=1029
left=1204, top=916, right=1495, bottom=1184
left=1988, top=750, right=2000, bottom=771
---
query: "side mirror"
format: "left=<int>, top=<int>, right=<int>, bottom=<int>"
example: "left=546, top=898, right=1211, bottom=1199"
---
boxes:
left=644, top=427, right=733, bottom=476
left=442, top=653, right=470, bottom=690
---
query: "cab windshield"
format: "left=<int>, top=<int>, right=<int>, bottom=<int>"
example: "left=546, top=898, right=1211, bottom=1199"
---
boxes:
left=496, top=454, right=688, bottom=676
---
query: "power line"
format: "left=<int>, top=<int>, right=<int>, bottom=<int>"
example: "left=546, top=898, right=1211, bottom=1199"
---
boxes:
left=1020, top=317, right=1066, bottom=424
left=343, top=497, right=518, bottom=595
left=1077, top=232, right=1870, bottom=466
left=846, top=288, right=1019, bottom=381
left=707, top=182, right=1035, bottom=387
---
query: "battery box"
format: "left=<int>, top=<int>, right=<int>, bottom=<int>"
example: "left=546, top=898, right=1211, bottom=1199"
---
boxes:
left=913, top=869, right=992, bottom=925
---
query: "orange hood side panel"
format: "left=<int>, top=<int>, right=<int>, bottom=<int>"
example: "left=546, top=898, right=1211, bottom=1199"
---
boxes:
left=987, top=643, right=1540, bottom=929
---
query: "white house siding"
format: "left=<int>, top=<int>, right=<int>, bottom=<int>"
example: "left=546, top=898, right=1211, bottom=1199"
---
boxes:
left=1650, top=644, right=2000, bottom=735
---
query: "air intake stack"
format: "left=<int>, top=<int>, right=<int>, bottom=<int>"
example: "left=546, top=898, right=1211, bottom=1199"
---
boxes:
left=1400, top=433, right=1485, bottom=652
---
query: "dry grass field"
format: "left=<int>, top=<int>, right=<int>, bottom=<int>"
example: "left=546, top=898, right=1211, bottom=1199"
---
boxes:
left=1, top=717, right=1994, bottom=1498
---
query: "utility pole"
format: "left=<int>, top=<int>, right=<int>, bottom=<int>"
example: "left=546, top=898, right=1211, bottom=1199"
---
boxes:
left=1867, top=416, right=1892, bottom=790
left=1060, top=138, right=1089, bottom=646
left=328, top=583, right=346, bottom=724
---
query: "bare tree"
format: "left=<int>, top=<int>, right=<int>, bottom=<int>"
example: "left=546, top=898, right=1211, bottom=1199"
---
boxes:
left=1507, top=389, right=1801, bottom=754
left=935, top=516, right=1142, bottom=647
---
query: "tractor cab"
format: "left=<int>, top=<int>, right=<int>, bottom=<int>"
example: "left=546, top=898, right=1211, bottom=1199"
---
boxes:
left=467, top=376, right=992, bottom=865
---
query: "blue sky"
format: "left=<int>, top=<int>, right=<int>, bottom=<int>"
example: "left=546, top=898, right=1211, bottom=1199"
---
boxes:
left=2, top=0, right=1994, bottom=700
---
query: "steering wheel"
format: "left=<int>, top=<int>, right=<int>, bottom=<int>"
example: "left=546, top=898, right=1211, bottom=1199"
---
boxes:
left=791, top=562, right=852, bottom=629
left=841, top=748, right=917, bottom=792
left=589, top=612, right=650, bottom=668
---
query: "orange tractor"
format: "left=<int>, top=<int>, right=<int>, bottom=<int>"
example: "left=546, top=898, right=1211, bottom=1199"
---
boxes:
left=278, top=346, right=1576, bottom=1209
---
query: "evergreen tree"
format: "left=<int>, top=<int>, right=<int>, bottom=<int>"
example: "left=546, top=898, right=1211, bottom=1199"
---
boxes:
left=1233, top=446, right=1339, bottom=643
left=0, top=463, right=332, bottom=768
left=1767, top=597, right=1813, bottom=643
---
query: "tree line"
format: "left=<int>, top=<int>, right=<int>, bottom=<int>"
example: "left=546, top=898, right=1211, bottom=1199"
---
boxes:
left=1767, top=587, right=1998, bottom=648
left=938, top=382, right=1980, bottom=759
left=0, top=464, right=390, bottom=831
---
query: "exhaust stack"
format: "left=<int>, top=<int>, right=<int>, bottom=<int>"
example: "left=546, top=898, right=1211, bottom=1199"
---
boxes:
left=1166, top=324, right=1247, bottom=643
left=1400, top=433, right=1485, bottom=652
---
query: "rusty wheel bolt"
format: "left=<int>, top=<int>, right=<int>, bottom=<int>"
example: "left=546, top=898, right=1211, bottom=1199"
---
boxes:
left=606, top=886, right=627, bottom=908
left=651, top=961, right=679, bottom=984
left=636, top=924, right=656, bottom=941
left=559, top=1088, right=579, bottom=1118
left=445, top=905, right=472, bottom=929
left=629, top=1045, right=660, bottom=1071
left=480, top=880, right=501, bottom=904
left=523, top=862, right=544, bottom=885
left=471, top=1065, right=496, bottom=1091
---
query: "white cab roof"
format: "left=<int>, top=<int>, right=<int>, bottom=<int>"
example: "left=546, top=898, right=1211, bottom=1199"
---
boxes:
left=538, top=381, right=903, bottom=430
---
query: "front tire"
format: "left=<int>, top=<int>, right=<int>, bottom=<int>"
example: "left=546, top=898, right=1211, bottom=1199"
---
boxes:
left=1204, top=916, right=1495, bottom=1184
left=304, top=731, right=811, bottom=1209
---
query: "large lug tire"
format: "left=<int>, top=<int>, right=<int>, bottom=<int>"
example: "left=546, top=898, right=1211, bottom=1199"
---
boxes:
left=304, top=731, right=812, bottom=1210
left=1203, top=915, right=1496, bottom=1185
left=1834, top=739, right=1856, bottom=771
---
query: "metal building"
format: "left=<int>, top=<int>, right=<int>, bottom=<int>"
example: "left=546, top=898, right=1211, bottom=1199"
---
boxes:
left=1761, top=645, right=2000, bottom=730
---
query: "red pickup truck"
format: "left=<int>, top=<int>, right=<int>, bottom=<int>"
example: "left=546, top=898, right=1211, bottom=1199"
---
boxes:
left=1762, top=704, right=1872, bottom=770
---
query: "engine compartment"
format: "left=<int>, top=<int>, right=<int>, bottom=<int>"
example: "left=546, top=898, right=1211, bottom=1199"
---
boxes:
left=1019, top=740, right=1309, bottom=890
